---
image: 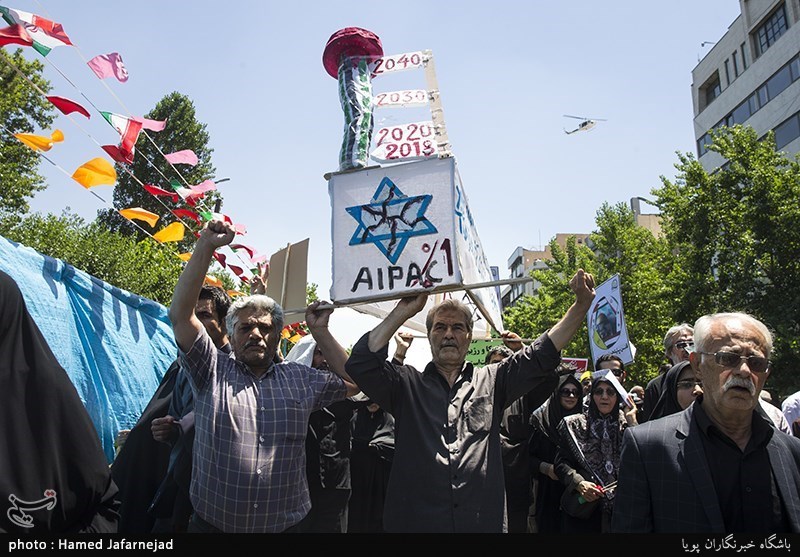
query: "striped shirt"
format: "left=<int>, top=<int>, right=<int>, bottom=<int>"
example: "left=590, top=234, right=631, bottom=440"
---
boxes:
left=180, top=330, right=347, bottom=533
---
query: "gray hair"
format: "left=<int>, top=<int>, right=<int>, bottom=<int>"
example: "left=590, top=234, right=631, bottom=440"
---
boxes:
left=226, top=294, right=284, bottom=337
left=425, top=299, right=473, bottom=334
left=664, top=323, right=694, bottom=356
left=693, top=313, right=773, bottom=356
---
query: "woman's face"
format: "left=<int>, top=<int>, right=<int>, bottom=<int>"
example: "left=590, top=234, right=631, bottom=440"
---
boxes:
left=558, top=383, right=580, bottom=411
left=675, top=366, right=703, bottom=410
left=592, top=381, right=619, bottom=415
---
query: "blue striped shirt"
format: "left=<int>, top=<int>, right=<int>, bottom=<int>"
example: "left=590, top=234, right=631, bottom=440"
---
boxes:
left=180, top=330, right=347, bottom=532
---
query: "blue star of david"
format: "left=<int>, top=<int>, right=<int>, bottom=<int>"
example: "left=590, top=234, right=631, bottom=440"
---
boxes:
left=346, top=177, right=437, bottom=264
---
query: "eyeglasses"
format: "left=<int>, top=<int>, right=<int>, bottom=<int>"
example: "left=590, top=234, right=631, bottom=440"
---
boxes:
left=559, top=388, right=579, bottom=397
left=592, top=387, right=617, bottom=397
left=608, top=368, right=624, bottom=377
left=696, top=351, right=770, bottom=373
left=676, top=380, right=702, bottom=390
left=674, top=341, right=694, bottom=351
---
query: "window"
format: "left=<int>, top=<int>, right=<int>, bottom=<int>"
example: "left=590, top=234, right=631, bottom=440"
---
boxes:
left=766, top=64, right=792, bottom=98
left=731, top=99, right=751, bottom=125
left=724, top=60, right=731, bottom=86
left=732, top=51, right=740, bottom=78
left=754, top=4, right=788, bottom=57
left=774, top=112, right=800, bottom=150
left=740, top=43, right=748, bottom=70
left=702, top=73, right=722, bottom=108
left=791, top=57, right=800, bottom=81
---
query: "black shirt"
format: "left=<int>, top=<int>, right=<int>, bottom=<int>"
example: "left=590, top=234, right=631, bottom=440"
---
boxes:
left=694, top=401, right=790, bottom=533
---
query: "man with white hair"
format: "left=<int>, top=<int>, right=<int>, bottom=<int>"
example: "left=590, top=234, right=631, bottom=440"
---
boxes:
left=611, top=312, right=800, bottom=533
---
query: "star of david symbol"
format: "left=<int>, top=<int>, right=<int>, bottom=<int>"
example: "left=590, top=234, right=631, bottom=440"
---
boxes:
left=346, top=177, right=437, bottom=264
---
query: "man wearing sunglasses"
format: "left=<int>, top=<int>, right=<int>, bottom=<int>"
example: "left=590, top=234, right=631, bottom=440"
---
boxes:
left=640, top=324, right=694, bottom=423
left=611, top=312, right=800, bottom=533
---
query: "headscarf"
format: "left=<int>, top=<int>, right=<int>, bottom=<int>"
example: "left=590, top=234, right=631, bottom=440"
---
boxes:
left=0, top=270, right=119, bottom=533
left=647, top=361, right=692, bottom=421
left=530, top=374, right=582, bottom=442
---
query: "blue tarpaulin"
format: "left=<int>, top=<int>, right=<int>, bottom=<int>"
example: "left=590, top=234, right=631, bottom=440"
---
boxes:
left=0, top=235, right=177, bottom=462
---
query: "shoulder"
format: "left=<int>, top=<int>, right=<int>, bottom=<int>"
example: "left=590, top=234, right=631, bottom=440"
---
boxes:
left=626, top=411, right=686, bottom=442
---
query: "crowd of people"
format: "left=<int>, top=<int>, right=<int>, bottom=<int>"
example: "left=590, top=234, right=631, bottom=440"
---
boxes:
left=3, top=217, right=800, bottom=534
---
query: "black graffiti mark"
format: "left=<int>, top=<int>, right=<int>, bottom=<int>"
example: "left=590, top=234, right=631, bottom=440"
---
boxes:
left=359, top=188, right=428, bottom=256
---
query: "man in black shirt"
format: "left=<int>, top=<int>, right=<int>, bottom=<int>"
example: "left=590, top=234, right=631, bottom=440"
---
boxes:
left=345, top=269, right=595, bottom=532
left=611, top=312, right=800, bottom=533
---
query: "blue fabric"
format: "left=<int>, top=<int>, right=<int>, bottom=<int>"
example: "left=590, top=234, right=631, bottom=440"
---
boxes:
left=0, top=235, right=177, bottom=462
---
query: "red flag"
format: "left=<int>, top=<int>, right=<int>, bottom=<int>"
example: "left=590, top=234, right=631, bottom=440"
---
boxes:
left=213, top=252, right=227, bottom=268
left=101, top=145, right=133, bottom=164
left=230, top=244, right=256, bottom=259
left=0, top=24, right=32, bottom=48
left=228, top=264, right=245, bottom=277
left=143, top=184, right=180, bottom=202
left=46, top=96, right=90, bottom=119
left=172, top=209, right=201, bottom=225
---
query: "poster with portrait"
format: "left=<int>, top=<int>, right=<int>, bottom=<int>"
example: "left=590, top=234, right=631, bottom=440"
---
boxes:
left=586, top=274, right=633, bottom=365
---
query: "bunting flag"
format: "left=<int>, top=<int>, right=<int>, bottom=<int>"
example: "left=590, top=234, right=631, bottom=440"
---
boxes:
left=101, top=112, right=142, bottom=158
left=87, top=52, right=128, bottom=82
left=228, top=264, right=244, bottom=277
left=204, top=275, right=223, bottom=287
left=170, top=179, right=204, bottom=205
left=233, top=223, right=247, bottom=235
left=119, top=207, right=159, bottom=227
left=251, top=253, right=267, bottom=265
left=46, top=96, right=90, bottom=119
left=72, top=158, right=116, bottom=188
left=230, top=243, right=256, bottom=259
left=172, top=208, right=201, bottom=225
left=152, top=222, right=185, bottom=243
left=137, top=117, right=166, bottom=132
left=101, top=144, right=133, bottom=164
left=0, top=23, right=31, bottom=47
left=0, top=6, right=72, bottom=56
left=190, top=180, right=216, bottom=194
left=177, top=252, right=192, bottom=262
left=143, top=184, right=180, bottom=202
left=227, top=289, right=246, bottom=298
left=213, top=252, right=227, bottom=268
left=14, top=129, right=63, bottom=151
left=163, top=149, right=198, bottom=166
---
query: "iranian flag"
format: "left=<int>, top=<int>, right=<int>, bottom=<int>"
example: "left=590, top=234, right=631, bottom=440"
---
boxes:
left=0, top=6, right=72, bottom=56
left=101, top=111, right=142, bottom=159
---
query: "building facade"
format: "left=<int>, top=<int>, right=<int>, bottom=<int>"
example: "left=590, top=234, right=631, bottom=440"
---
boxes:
left=692, top=0, right=800, bottom=171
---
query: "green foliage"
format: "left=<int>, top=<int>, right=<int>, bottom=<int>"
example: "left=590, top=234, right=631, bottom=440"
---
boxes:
left=503, top=236, right=596, bottom=361
left=306, top=282, right=319, bottom=304
left=2, top=211, right=182, bottom=305
left=653, top=125, right=800, bottom=397
left=96, top=92, right=218, bottom=249
left=0, top=48, right=55, bottom=221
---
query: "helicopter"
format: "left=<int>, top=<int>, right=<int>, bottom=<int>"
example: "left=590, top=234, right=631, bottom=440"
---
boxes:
left=563, top=115, right=607, bottom=134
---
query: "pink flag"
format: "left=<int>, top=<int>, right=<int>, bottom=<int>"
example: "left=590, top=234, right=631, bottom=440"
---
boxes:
left=190, top=180, right=216, bottom=194
left=233, top=223, right=247, bottom=235
left=164, top=149, right=198, bottom=166
left=137, top=117, right=167, bottom=131
left=0, top=24, right=32, bottom=48
left=46, top=95, right=90, bottom=119
left=87, top=52, right=129, bottom=82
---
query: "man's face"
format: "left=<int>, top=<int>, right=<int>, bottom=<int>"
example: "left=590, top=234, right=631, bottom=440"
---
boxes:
left=312, top=347, right=328, bottom=370
left=195, top=298, right=226, bottom=348
left=487, top=351, right=506, bottom=365
left=690, top=317, right=769, bottom=415
left=428, top=308, right=472, bottom=368
left=668, top=332, right=694, bottom=365
left=231, top=307, right=278, bottom=369
left=598, top=359, right=626, bottom=384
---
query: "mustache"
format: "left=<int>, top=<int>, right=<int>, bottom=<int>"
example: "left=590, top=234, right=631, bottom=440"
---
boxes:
left=245, top=340, right=266, bottom=349
left=722, top=375, right=756, bottom=396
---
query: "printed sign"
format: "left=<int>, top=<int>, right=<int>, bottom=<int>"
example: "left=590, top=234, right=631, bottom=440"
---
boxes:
left=586, top=274, right=633, bottom=365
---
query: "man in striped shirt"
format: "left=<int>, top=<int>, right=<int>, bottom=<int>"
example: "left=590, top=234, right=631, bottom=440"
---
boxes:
left=169, top=218, right=360, bottom=533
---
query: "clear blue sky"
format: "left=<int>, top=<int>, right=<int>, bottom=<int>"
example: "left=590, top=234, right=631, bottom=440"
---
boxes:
left=15, top=0, right=741, bottom=304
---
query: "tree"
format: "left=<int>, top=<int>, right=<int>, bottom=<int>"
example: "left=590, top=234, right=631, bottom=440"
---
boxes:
left=503, top=236, right=596, bottom=361
left=5, top=211, right=182, bottom=305
left=589, top=202, right=681, bottom=385
left=97, top=92, right=218, bottom=249
left=0, top=48, right=55, bottom=223
left=653, top=125, right=800, bottom=396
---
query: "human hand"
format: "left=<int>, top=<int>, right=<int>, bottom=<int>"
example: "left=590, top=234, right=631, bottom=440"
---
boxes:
left=306, top=300, right=334, bottom=330
left=569, top=269, right=596, bottom=307
left=577, top=480, right=604, bottom=502
left=395, top=293, right=428, bottom=319
left=251, top=262, right=269, bottom=295
left=542, top=462, right=558, bottom=481
left=500, top=330, right=523, bottom=351
left=395, top=331, right=414, bottom=350
left=151, top=415, right=178, bottom=444
left=199, top=219, right=235, bottom=249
